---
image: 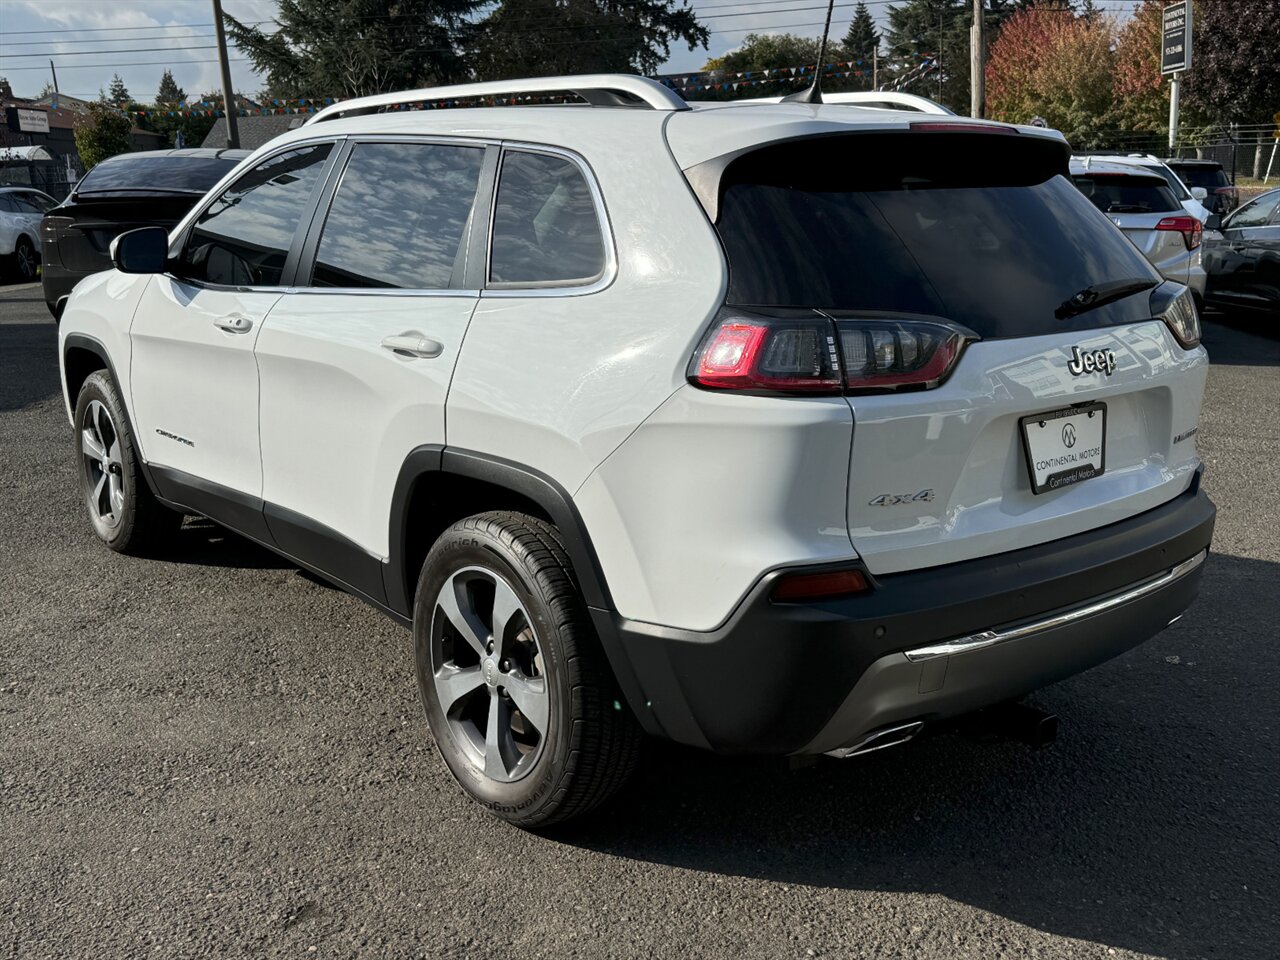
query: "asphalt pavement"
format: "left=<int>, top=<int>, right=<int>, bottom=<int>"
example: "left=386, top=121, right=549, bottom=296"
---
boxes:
left=1, top=280, right=1277, bottom=960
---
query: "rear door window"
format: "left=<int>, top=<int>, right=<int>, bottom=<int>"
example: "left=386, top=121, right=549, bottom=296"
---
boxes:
left=1072, top=175, right=1182, bottom=214
left=310, top=141, right=484, bottom=289
left=177, top=143, right=333, bottom=287
left=713, top=133, right=1160, bottom=339
left=488, top=150, right=605, bottom=286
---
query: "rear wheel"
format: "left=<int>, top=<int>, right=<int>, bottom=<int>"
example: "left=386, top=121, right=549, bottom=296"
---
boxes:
left=74, top=371, right=180, bottom=553
left=414, top=511, right=641, bottom=828
left=11, top=236, right=37, bottom=282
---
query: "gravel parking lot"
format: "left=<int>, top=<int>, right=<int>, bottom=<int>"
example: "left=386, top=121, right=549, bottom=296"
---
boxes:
left=2, top=280, right=1277, bottom=960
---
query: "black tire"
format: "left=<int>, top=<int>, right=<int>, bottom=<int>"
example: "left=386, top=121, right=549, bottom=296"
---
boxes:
left=414, top=511, right=641, bottom=828
left=73, top=370, right=181, bottom=554
left=12, top=236, right=38, bottom=282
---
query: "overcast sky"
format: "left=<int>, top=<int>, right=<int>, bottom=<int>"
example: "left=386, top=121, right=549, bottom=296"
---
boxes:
left=0, top=0, right=1136, bottom=101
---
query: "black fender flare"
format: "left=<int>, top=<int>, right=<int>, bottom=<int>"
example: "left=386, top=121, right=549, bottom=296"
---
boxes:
left=384, top=448, right=655, bottom=731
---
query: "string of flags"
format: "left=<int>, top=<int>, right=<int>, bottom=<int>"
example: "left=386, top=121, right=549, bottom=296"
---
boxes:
left=122, top=53, right=943, bottom=119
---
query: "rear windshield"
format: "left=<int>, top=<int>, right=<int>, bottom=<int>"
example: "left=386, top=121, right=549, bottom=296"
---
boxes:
left=75, top=154, right=239, bottom=196
left=1170, top=164, right=1230, bottom=189
left=1072, top=175, right=1182, bottom=214
left=714, top=134, right=1159, bottom=338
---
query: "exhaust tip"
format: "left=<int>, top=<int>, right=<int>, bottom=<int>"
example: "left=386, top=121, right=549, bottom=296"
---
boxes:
left=824, top=720, right=925, bottom=759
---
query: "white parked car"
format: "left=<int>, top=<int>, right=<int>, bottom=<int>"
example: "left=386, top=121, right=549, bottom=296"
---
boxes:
left=57, top=76, right=1215, bottom=827
left=1074, top=153, right=1213, bottom=224
left=0, top=185, right=57, bottom=281
left=1070, top=159, right=1207, bottom=305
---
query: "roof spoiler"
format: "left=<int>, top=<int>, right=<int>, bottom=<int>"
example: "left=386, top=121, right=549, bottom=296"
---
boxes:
left=306, top=74, right=688, bottom=124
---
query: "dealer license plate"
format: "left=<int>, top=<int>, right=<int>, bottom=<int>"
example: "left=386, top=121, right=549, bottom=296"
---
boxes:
left=1020, top=403, right=1107, bottom=495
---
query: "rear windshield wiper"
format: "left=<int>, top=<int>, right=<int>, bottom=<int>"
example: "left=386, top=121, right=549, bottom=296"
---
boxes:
left=1056, top=277, right=1159, bottom=319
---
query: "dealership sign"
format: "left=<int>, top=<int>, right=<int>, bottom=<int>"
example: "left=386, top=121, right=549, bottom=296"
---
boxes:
left=5, top=107, right=50, bottom=134
left=1161, top=1, right=1193, bottom=75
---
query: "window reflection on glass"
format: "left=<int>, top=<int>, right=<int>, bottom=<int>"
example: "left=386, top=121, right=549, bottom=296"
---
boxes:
left=311, top=142, right=483, bottom=289
left=489, top=151, right=605, bottom=285
left=180, top=143, right=332, bottom=286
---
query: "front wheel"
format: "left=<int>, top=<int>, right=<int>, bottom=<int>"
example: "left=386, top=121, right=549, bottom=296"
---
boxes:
left=414, top=511, right=641, bottom=828
left=74, top=371, right=180, bottom=553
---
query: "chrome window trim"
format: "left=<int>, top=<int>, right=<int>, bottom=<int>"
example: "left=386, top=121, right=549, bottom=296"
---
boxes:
left=903, top=548, right=1208, bottom=662
left=482, top=140, right=616, bottom=299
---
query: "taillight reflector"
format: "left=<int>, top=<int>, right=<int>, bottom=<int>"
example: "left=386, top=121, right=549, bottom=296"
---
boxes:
left=771, top=568, right=871, bottom=603
left=1156, top=215, right=1202, bottom=251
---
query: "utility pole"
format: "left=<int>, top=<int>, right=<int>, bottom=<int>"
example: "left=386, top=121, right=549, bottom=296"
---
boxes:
left=872, top=49, right=878, bottom=92
left=211, top=0, right=240, bottom=148
left=970, top=0, right=984, bottom=118
left=49, top=60, right=59, bottom=104
left=938, top=9, right=944, bottom=103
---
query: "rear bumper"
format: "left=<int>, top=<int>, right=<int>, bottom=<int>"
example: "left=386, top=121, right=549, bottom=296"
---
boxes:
left=600, top=475, right=1215, bottom=755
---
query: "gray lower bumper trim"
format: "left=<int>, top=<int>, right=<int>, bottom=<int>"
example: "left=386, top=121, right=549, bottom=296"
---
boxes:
left=903, top=548, right=1208, bottom=663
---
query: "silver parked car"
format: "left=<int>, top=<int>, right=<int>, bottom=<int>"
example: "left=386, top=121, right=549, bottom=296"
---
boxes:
left=1070, top=159, right=1206, bottom=306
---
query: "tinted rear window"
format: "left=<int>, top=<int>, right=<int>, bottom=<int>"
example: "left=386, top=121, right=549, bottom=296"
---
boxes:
left=714, top=134, right=1159, bottom=338
left=1170, top=164, right=1230, bottom=189
left=1072, top=175, right=1182, bottom=214
left=76, top=154, right=239, bottom=196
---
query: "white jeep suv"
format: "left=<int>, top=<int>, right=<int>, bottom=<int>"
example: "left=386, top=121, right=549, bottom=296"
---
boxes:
left=58, top=76, right=1216, bottom=828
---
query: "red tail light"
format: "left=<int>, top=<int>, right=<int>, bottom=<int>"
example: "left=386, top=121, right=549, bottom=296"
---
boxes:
left=1156, top=215, right=1202, bottom=251
left=689, top=310, right=976, bottom=395
left=909, top=121, right=1018, bottom=135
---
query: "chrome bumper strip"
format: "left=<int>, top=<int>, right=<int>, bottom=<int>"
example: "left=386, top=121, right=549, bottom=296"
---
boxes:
left=903, top=549, right=1208, bottom=663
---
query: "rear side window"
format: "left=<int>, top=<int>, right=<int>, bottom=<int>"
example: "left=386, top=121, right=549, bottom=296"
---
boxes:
left=178, top=143, right=332, bottom=287
left=16, top=192, right=55, bottom=213
left=75, top=154, right=240, bottom=196
left=1072, top=175, right=1181, bottom=214
left=489, top=150, right=605, bottom=286
left=311, top=142, right=484, bottom=289
left=713, top=133, right=1160, bottom=339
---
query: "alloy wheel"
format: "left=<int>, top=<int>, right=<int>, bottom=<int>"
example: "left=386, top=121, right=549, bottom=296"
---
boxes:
left=430, top=566, right=549, bottom=783
left=81, top=399, right=124, bottom=528
left=15, top=241, right=36, bottom=280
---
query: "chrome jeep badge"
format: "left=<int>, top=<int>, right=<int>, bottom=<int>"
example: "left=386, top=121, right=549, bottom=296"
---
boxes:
left=1067, top=345, right=1116, bottom=377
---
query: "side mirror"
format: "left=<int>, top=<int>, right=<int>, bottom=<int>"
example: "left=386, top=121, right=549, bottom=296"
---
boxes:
left=1205, top=214, right=1222, bottom=232
left=111, top=226, right=169, bottom=274
left=1190, top=186, right=1208, bottom=201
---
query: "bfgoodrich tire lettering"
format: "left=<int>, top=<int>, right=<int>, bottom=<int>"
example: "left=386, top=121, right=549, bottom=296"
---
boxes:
left=414, top=511, right=641, bottom=828
left=73, top=371, right=180, bottom=554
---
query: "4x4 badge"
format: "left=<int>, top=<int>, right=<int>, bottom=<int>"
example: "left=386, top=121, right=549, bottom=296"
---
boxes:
left=1067, top=345, right=1116, bottom=377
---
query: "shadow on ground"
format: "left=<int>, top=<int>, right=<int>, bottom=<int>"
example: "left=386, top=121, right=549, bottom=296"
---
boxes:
left=0, top=322, right=59, bottom=412
left=1201, top=311, right=1280, bottom=363
left=557, top=552, right=1280, bottom=960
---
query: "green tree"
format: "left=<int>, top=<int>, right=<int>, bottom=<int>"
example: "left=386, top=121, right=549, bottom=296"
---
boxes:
left=472, top=0, right=708, bottom=81
left=225, top=0, right=484, bottom=98
left=700, top=33, right=856, bottom=98
left=105, top=73, right=130, bottom=106
left=156, top=69, right=186, bottom=107
left=74, top=102, right=133, bottom=169
left=842, top=1, right=880, bottom=89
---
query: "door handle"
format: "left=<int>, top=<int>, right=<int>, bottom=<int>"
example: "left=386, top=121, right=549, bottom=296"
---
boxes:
left=214, top=314, right=253, bottom=334
left=381, top=331, right=444, bottom=359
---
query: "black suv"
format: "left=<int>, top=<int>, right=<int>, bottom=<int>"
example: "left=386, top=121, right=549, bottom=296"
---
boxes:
left=40, top=148, right=248, bottom=319
left=1165, top=159, right=1239, bottom=217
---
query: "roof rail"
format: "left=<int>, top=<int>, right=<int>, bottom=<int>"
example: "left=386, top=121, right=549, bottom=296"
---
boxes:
left=817, top=91, right=955, bottom=115
left=306, top=74, right=688, bottom=124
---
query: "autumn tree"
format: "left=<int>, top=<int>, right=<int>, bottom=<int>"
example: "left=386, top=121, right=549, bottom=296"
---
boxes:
left=985, top=5, right=1115, bottom=146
